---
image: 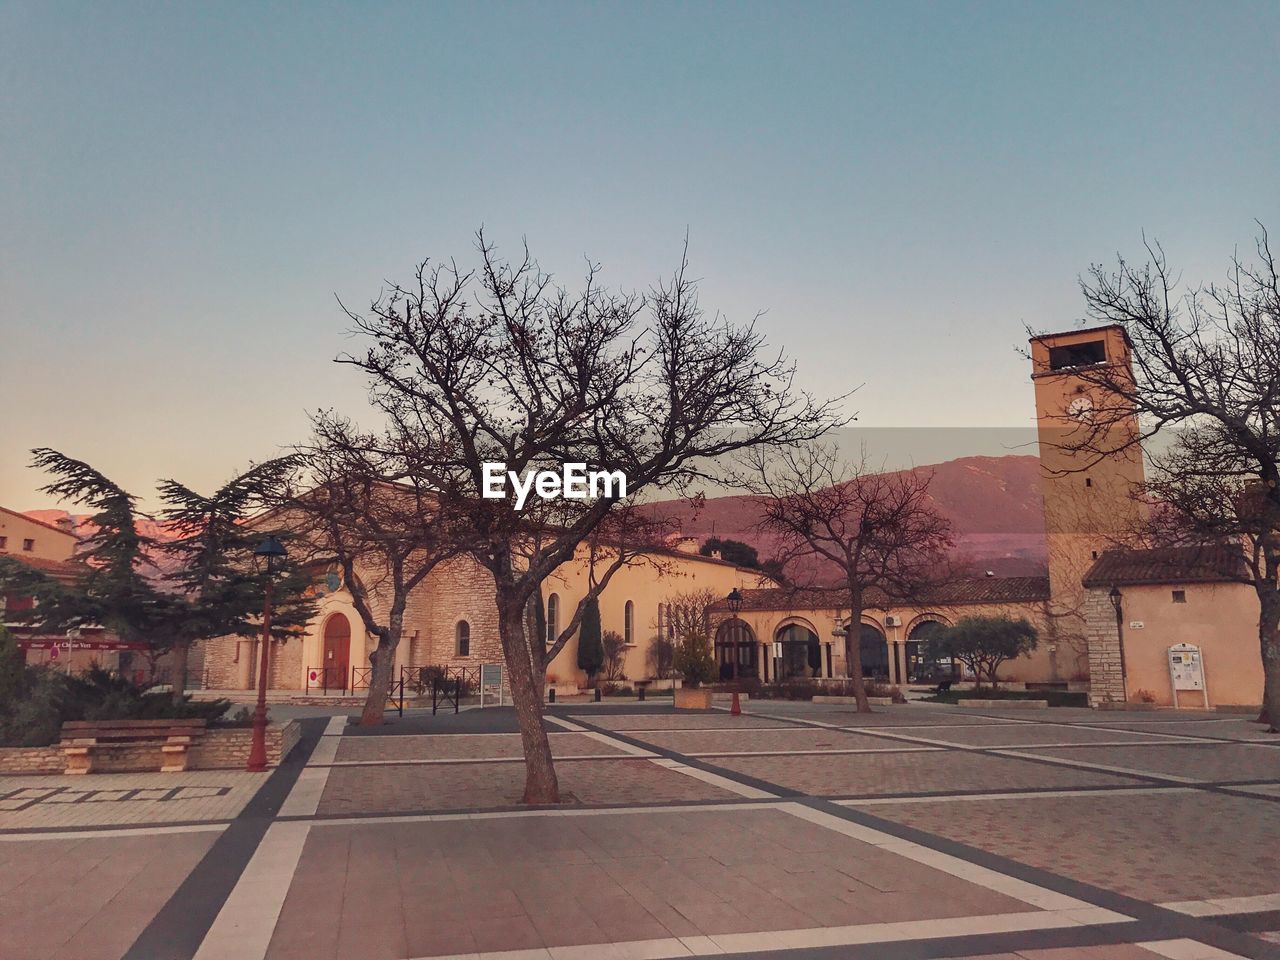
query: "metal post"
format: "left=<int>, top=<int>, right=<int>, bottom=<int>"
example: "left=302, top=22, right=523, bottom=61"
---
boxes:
left=549, top=687, right=556, bottom=703
left=247, top=577, right=273, bottom=772
left=594, top=687, right=602, bottom=702
left=638, top=685, right=645, bottom=702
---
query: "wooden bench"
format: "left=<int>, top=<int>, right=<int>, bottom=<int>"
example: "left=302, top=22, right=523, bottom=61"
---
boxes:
left=59, top=719, right=208, bottom=774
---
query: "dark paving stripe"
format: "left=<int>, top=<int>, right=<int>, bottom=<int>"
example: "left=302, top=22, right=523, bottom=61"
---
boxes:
left=120, top=716, right=326, bottom=960
left=278, top=794, right=780, bottom=823
left=1213, top=909, right=1280, bottom=933
left=713, top=918, right=1209, bottom=960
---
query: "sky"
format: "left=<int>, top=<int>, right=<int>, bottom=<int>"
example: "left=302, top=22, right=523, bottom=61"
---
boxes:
left=2, top=1, right=1278, bottom=512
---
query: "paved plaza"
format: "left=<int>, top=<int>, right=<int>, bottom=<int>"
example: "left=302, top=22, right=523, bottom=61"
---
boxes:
left=0, top=704, right=1277, bottom=960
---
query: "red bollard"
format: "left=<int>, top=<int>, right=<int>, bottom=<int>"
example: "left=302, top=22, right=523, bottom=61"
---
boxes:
left=730, top=690, right=742, bottom=716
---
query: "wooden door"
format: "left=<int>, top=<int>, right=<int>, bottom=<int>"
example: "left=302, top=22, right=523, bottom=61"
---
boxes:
left=323, top=613, right=351, bottom=689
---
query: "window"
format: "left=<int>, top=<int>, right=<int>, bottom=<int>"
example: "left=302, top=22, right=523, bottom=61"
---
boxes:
left=1048, top=339, right=1106, bottom=370
left=624, top=600, right=635, bottom=645
left=0, top=536, right=7, bottom=550
left=1172, top=590, right=1187, bottom=604
left=22, top=539, right=34, bottom=552
left=1085, top=477, right=1093, bottom=488
left=545, top=593, right=559, bottom=644
left=455, top=620, right=470, bottom=657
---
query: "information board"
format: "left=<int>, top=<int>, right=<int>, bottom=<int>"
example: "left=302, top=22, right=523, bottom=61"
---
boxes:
left=1167, top=643, right=1208, bottom=708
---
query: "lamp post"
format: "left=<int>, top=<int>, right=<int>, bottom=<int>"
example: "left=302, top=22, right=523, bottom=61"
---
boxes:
left=726, top=589, right=744, bottom=716
left=247, top=535, right=287, bottom=772
left=1108, top=584, right=1129, bottom=698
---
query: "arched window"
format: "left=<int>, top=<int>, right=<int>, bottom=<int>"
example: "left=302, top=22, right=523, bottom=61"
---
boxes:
left=716, top=618, right=758, bottom=680
left=858, top=623, right=889, bottom=679
left=455, top=620, right=470, bottom=657
left=546, top=593, right=559, bottom=644
left=624, top=600, right=635, bottom=645
left=775, top=623, right=821, bottom=680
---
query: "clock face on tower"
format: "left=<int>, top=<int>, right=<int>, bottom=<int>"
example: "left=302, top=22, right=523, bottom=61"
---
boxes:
left=1067, top=396, right=1095, bottom=422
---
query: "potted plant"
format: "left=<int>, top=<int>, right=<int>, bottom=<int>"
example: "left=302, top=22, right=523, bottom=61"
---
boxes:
left=672, top=632, right=717, bottom=709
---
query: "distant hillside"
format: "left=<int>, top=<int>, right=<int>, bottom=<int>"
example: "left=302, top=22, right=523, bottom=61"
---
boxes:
left=644, top=455, right=1048, bottom=577
left=24, top=454, right=1050, bottom=578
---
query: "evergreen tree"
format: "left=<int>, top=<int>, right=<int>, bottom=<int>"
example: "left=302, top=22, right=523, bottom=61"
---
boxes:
left=576, top=596, right=604, bottom=683
left=157, top=457, right=316, bottom=698
left=699, top=537, right=760, bottom=569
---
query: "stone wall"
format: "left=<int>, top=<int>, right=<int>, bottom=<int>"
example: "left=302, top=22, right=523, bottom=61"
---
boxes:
left=0, top=721, right=300, bottom=776
left=1083, top=587, right=1126, bottom=705
left=0, top=745, right=63, bottom=775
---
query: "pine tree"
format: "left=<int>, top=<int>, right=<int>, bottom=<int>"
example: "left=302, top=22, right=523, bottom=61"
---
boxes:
left=576, top=596, right=604, bottom=684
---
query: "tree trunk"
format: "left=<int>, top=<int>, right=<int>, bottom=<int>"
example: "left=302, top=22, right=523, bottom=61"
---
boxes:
left=359, top=607, right=403, bottom=727
left=498, top=591, right=560, bottom=803
left=169, top=639, right=190, bottom=703
left=1257, top=586, right=1280, bottom=732
left=843, top=585, right=872, bottom=713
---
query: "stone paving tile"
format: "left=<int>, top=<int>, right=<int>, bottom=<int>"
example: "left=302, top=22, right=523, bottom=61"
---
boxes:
left=1088, top=719, right=1280, bottom=741
left=585, top=713, right=793, bottom=731
left=316, top=758, right=734, bottom=814
left=957, top=949, right=1167, bottom=959
left=708, top=750, right=1143, bottom=796
left=907, top=724, right=1199, bottom=748
left=625, top=727, right=916, bottom=755
left=748, top=703, right=1018, bottom=726
left=265, top=808, right=1036, bottom=960
left=0, top=771, right=267, bottom=829
left=866, top=790, right=1280, bottom=902
left=1010, top=743, right=1280, bottom=782
left=0, top=831, right=216, bottom=960
left=333, top=731, right=628, bottom=762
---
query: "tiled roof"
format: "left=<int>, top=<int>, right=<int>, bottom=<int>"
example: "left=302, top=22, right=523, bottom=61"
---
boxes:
left=1082, top=545, right=1247, bottom=588
left=0, top=552, right=83, bottom=584
left=709, top=576, right=1050, bottom=613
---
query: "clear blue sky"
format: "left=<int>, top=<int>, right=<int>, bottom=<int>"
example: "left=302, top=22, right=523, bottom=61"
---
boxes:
left=3, top=1, right=1277, bottom=510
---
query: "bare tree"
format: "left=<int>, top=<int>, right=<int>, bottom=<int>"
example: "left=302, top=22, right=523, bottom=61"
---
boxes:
left=281, top=417, right=472, bottom=726
left=334, top=234, right=848, bottom=802
left=746, top=444, right=953, bottom=712
left=1050, top=227, right=1280, bottom=728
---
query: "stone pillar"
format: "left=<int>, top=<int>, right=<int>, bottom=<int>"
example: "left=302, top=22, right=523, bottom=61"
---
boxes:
left=822, top=643, right=832, bottom=678
left=1083, top=587, right=1126, bottom=705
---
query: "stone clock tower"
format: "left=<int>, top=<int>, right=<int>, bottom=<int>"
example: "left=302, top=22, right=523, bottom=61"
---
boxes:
left=1029, top=325, right=1147, bottom=678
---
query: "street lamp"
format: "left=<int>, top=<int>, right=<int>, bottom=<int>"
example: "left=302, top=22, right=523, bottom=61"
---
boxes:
left=247, top=535, right=287, bottom=772
left=726, top=588, right=743, bottom=615
left=725, top=589, right=744, bottom=716
left=1108, top=584, right=1129, bottom=693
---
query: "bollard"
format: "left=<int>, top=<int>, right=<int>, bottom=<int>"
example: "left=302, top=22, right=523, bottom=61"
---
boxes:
left=549, top=687, right=556, bottom=703
left=638, top=686, right=646, bottom=702
left=594, top=687, right=602, bottom=702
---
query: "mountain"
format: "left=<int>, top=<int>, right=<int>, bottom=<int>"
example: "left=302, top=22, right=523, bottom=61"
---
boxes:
left=644, top=455, right=1048, bottom=576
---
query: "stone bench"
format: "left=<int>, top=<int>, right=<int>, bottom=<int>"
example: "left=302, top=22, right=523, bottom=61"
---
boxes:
left=60, top=718, right=208, bottom=774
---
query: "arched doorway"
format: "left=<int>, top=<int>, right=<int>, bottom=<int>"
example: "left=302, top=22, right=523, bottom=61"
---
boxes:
left=714, top=618, right=757, bottom=681
left=775, top=623, right=822, bottom=680
left=323, top=613, right=352, bottom=689
left=857, top=623, right=890, bottom=679
left=906, top=619, right=954, bottom=682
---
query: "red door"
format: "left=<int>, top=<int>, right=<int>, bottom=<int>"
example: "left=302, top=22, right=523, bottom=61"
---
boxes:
left=323, top=614, right=351, bottom=689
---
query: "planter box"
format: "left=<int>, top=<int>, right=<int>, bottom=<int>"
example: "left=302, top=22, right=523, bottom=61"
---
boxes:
left=956, top=699, right=1048, bottom=710
left=812, top=695, right=894, bottom=706
left=674, top=687, right=713, bottom=710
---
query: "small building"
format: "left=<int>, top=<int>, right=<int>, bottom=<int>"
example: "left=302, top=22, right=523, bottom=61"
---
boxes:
left=0, top=506, right=141, bottom=673
left=1082, top=545, right=1261, bottom=709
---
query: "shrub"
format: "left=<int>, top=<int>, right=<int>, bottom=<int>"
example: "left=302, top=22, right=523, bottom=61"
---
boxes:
left=601, top=629, right=627, bottom=681
left=673, top=633, right=716, bottom=688
left=0, top=665, right=232, bottom=747
left=933, top=616, right=1039, bottom=689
